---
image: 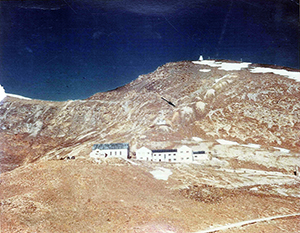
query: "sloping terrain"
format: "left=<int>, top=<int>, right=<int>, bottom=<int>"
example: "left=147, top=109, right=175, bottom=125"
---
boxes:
left=1, top=60, right=299, bottom=172
left=1, top=60, right=300, bottom=232
left=0, top=158, right=299, bottom=232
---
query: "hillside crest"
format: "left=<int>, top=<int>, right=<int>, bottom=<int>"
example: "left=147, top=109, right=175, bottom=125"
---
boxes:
left=1, top=59, right=300, bottom=172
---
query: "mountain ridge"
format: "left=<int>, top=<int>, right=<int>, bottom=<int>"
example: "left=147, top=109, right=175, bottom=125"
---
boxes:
left=1, top=59, right=300, bottom=233
left=1, top=59, right=300, bottom=173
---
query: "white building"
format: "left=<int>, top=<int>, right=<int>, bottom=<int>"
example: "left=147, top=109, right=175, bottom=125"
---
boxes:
left=90, top=143, right=129, bottom=159
left=177, top=145, right=193, bottom=163
left=136, top=145, right=205, bottom=163
left=152, top=149, right=177, bottom=162
left=136, top=146, right=152, bottom=161
left=193, top=151, right=208, bottom=161
left=135, top=144, right=209, bottom=163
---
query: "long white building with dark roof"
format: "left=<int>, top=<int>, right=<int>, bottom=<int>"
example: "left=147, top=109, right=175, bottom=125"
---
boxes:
left=90, top=143, right=129, bottom=159
left=152, top=149, right=177, bottom=162
left=136, top=145, right=206, bottom=163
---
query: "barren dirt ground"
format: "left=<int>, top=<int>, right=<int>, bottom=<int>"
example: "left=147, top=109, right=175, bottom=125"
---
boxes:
left=1, top=158, right=299, bottom=232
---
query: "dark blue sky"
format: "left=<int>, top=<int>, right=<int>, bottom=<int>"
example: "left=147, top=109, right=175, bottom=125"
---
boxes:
left=0, top=0, right=298, bottom=101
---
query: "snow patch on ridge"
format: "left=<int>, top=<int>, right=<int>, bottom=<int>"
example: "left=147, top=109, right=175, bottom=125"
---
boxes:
left=250, top=67, right=300, bottom=82
left=192, top=137, right=203, bottom=142
left=7, top=93, right=32, bottom=100
left=0, top=85, right=6, bottom=101
left=199, top=69, right=211, bottom=72
left=193, top=59, right=300, bottom=82
left=219, top=62, right=251, bottom=71
left=193, top=60, right=251, bottom=71
left=216, top=139, right=239, bottom=145
left=241, top=143, right=261, bottom=149
left=0, top=85, right=31, bottom=100
left=274, top=147, right=290, bottom=153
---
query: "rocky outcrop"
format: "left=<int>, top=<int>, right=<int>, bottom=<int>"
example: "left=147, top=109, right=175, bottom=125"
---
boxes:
left=1, top=60, right=300, bottom=172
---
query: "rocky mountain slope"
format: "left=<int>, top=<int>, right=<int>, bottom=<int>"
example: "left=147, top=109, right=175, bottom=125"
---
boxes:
left=1, top=60, right=300, bottom=172
left=1, top=60, right=300, bottom=232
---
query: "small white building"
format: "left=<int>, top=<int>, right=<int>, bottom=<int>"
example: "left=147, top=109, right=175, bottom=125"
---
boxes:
left=193, top=151, right=208, bottom=161
left=152, top=149, right=177, bottom=162
left=177, top=145, right=193, bottom=163
left=90, top=143, right=129, bottom=159
left=136, top=146, right=152, bottom=161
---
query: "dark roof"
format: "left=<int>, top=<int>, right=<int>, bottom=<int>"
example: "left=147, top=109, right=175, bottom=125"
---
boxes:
left=152, top=149, right=177, bottom=153
left=93, top=143, right=129, bottom=150
left=193, top=151, right=205, bottom=154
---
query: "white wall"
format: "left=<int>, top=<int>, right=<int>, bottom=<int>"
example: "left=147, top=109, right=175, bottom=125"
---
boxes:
left=193, top=153, right=209, bottom=161
left=152, top=152, right=163, bottom=162
left=178, top=145, right=193, bottom=163
left=152, top=152, right=177, bottom=162
left=90, top=148, right=128, bottom=159
left=163, top=152, right=177, bottom=162
left=136, top=147, right=152, bottom=161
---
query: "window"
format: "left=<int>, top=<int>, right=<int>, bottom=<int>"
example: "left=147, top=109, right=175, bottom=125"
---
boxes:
left=110, top=151, right=112, bottom=156
left=168, top=154, right=171, bottom=156
left=187, top=157, right=189, bottom=159
left=120, top=151, right=122, bottom=155
left=195, top=155, right=198, bottom=158
left=169, top=159, right=171, bottom=162
left=115, top=151, right=117, bottom=155
left=186, top=151, right=189, bottom=153
left=174, top=159, right=176, bottom=161
left=159, top=159, right=161, bottom=162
